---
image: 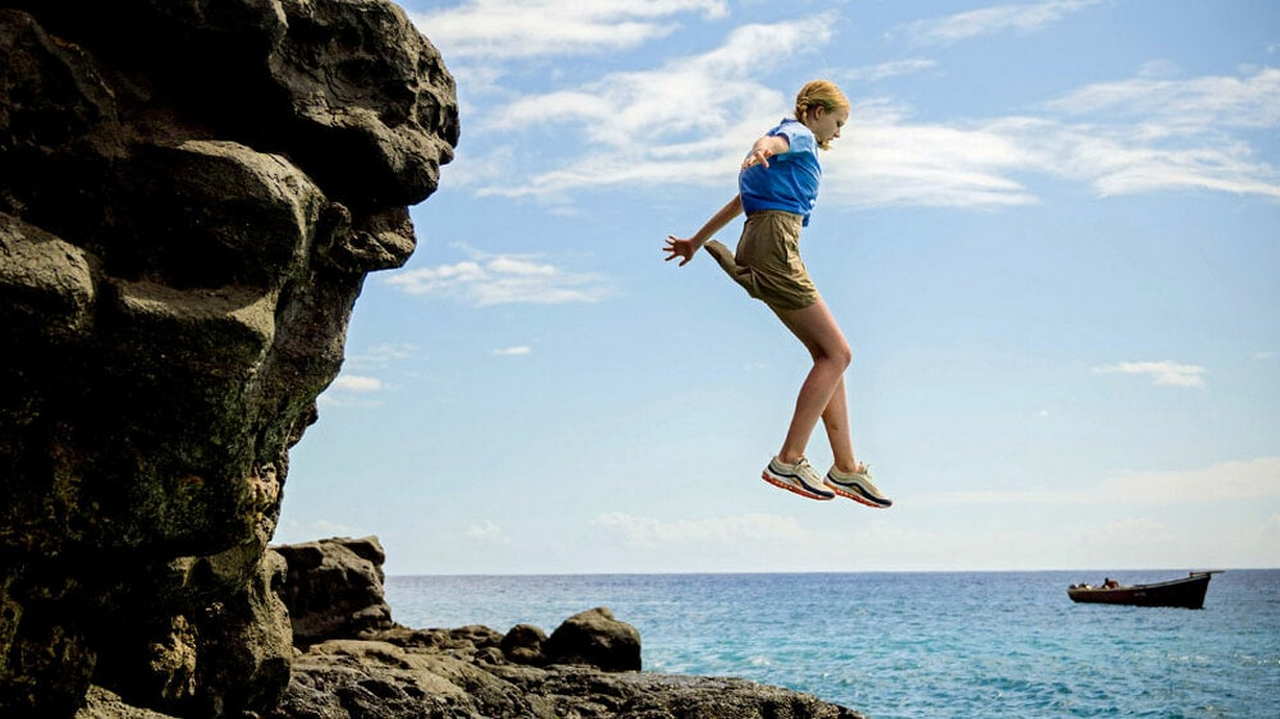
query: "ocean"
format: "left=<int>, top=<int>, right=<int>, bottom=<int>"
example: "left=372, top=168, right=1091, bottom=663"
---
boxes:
left=386, top=570, right=1280, bottom=718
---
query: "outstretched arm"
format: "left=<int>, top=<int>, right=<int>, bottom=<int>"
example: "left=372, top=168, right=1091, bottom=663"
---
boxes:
left=742, top=134, right=789, bottom=170
left=664, top=194, right=743, bottom=267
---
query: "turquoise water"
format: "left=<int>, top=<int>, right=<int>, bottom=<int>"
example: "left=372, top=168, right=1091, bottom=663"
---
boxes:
left=387, top=570, right=1280, bottom=718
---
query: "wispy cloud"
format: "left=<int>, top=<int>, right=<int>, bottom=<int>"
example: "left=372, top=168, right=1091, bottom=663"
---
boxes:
left=330, top=375, right=385, bottom=392
left=274, top=518, right=367, bottom=544
left=454, top=17, right=1280, bottom=208
left=487, top=15, right=832, bottom=145
left=841, top=58, right=939, bottom=84
left=592, top=512, right=816, bottom=549
left=1255, top=351, right=1277, bottom=360
left=347, top=342, right=417, bottom=368
left=929, top=457, right=1280, bottom=506
left=895, top=0, right=1101, bottom=47
left=1046, top=67, right=1280, bottom=130
left=470, top=15, right=833, bottom=199
left=385, top=251, right=612, bottom=305
left=318, top=373, right=387, bottom=407
left=1092, top=360, right=1206, bottom=387
left=465, top=520, right=512, bottom=545
left=410, top=0, right=728, bottom=59
left=492, top=345, right=532, bottom=356
left=824, top=99, right=1040, bottom=208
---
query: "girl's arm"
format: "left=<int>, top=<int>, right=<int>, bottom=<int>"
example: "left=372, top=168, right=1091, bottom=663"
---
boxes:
left=664, top=194, right=743, bottom=267
left=742, top=134, right=790, bottom=170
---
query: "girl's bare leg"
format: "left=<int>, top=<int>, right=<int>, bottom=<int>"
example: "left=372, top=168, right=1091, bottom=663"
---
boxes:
left=820, top=375, right=863, bottom=473
left=770, top=298, right=856, bottom=466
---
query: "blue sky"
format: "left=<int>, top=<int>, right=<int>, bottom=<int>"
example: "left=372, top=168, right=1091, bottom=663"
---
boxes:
left=275, top=0, right=1280, bottom=575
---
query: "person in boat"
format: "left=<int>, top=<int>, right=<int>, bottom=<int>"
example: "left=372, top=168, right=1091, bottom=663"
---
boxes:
left=1103, top=578, right=1119, bottom=589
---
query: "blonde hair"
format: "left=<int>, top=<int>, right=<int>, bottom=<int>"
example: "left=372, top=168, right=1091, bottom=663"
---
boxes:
left=794, top=80, right=850, bottom=150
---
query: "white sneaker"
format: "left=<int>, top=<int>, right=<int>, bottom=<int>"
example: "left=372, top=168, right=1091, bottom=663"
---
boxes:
left=825, top=464, right=892, bottom=508
left=762, top=456, right=834, bottom=501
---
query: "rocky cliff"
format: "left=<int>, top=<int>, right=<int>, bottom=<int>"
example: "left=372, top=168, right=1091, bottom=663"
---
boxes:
left=1, top=2, right=862, bottom=717
left=1, top=0, right=455, bottom=715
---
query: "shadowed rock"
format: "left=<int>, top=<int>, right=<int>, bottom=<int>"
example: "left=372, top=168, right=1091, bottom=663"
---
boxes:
left=272, top=536, right=394, bottom=643
left=0, top=1, right=457, bottom=715
left=545, top=607, right=642, bottom=672
left=501, top=623, right=548, bottom=666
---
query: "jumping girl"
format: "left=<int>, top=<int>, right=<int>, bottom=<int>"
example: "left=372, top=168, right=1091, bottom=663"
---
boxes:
left=663, top=80, right=891, bottom=509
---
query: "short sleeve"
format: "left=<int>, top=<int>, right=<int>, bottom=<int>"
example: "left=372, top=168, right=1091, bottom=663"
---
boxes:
left=767, top=120, right=815, bottom=157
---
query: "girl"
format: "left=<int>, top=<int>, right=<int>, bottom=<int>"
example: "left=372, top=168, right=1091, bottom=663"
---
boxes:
left=663, top=80, right=891, bottom=509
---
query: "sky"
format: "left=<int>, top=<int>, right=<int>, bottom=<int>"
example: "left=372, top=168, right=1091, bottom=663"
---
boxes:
left=275, top=0, right=1280, bottom=575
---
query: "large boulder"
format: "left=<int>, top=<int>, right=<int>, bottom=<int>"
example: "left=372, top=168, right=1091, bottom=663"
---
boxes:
left=0, top=1, right=457, bottom=715
left=543, top=607, right=642, bottom=672
left=272, top=536, right=394, bottom=643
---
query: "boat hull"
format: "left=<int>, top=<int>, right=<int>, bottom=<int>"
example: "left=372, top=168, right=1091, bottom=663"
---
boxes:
left=1067, top=573, right=1214, bottom=609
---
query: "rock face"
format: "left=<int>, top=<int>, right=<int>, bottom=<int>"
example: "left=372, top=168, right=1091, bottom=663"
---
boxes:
left=272, top=535, right=394, bottom=643
left=262, top=537, right=865, bottom=719
left=0, top=1, right=457, bottom=716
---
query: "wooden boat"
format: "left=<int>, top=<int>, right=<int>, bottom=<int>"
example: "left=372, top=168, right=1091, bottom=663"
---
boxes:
left=1066, top=571, right=1222, bottom=609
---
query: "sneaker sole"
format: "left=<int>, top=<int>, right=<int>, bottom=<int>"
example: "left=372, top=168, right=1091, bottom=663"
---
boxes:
left=825, top=480, right=892, bottom=509
left=762, top=471, right=833, bottom=501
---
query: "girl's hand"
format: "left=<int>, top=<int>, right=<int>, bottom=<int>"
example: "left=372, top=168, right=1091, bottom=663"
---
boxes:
left=742, top=146, right=774, bottom=170
left=742, top=135, right=789, bottom=170
left=663, top=235, right=701, bottom=267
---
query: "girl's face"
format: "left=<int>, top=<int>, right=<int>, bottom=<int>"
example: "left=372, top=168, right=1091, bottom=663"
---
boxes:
left=806, top=105, right=850, bottom=147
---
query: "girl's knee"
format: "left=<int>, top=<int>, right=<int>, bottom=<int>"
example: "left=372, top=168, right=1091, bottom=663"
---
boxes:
left=817, top=344, right=852, bottom=369
left=835, top=344, right=853, bottom=369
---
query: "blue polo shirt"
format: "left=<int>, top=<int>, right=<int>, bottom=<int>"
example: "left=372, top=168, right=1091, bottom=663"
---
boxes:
left=738, top=118, right=821, bottom=226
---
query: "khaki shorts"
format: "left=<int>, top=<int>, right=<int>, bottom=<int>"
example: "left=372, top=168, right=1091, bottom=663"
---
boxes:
left=704, top=210, right=819, bottom=311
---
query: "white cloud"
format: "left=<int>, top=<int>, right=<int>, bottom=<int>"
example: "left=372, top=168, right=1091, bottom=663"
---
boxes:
left=588, top=512, right=1054, bottom=571
left=1046, top=67, right=1280, bottom=130
left=486, top=16, right=832, bottom=146
left=823, top=99, right=1040, bottom=208
left=592, top=511, right=817, bottom=549
left=384, top=252, right=612, bottom=305
left=841, top=58, right=939, bottom=84
left=455, top=19, right=1280, bottom=208
left=896, top=0, right=1101, bottom=47
left=492, top=345, right=532, bottom=356
left=1092, top=360, right=1206, bottom=387
left=273, top=518, right=367, bottom=545
left=465, top=520, right=511, bottom=545
left=1255, top=351, right=1277, bottom=360
left=929, top=457, right=1280, bottom=506
left=410, top=0, right=728, bottom=59
left=347, top=343, right=417, bottom=368
left=1103, top=458, right=1280, bottom=503
left=318, top=373, right=387, bottom=407
left=330, top=375, right=385, bottom=392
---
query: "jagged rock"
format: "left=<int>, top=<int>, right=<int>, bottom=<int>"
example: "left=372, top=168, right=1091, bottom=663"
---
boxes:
left=500, top=623, right=548, bottom=666
left=83, top=543, right=292, bottom=717
left=271, top=536, right=394, bottom=643
left=544, top=607, right=642, bottom=672
left=0, top=0, right=457, bottom=715
left=268, top=632, right=865, bottom=719
left=75, top=685, right=181, bottom=719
